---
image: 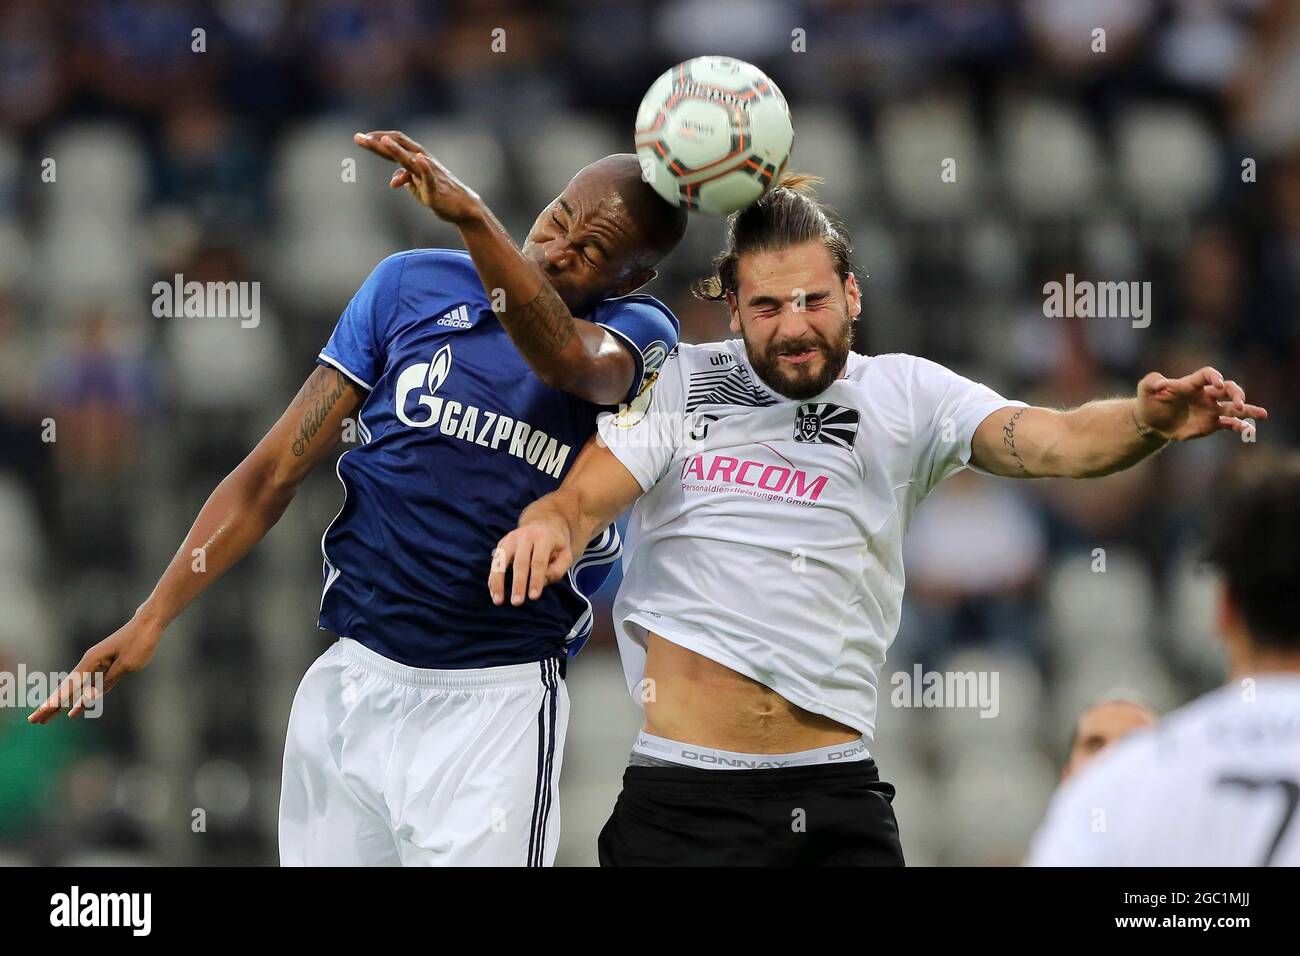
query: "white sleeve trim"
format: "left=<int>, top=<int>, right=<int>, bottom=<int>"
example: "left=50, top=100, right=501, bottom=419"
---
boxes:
left=318, top=351, right=374, bottom=392
left=596, top=411, right=658, bottom=493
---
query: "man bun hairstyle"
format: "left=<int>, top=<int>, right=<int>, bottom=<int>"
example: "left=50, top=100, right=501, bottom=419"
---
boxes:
left=693, top=172, right=854, bottom=301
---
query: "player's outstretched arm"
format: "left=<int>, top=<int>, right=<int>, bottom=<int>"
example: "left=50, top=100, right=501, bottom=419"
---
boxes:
left=354, top=130, right=638, bottom=405
left=971, top=366, right=1268, bottom=479
left=489, top=435, right=643, bottom=607
left=29, top=366, right=361, bottom=723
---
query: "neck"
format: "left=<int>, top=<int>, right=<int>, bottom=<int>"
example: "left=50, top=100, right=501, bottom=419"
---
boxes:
left=1228, top=646, right=1300, bottom=682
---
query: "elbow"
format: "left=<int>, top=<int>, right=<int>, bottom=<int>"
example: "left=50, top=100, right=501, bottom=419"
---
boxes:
left=535, top=361, right=577, bottom=393
left=258, top=457, right=306, bottom=515
left=539, top=362, right=622, bottom=406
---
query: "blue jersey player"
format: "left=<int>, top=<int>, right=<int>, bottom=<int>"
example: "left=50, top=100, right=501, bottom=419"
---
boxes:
left=32, top=129, right=688, bottom=866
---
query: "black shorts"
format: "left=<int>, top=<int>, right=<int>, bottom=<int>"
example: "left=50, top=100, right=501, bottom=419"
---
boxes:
left=597, top=758, right=905, bottom=867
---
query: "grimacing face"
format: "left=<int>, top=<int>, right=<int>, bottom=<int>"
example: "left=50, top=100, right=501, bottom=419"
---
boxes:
left=727, top=240, right=861, bottom=400
left=520, top=175, right=655, bottom=315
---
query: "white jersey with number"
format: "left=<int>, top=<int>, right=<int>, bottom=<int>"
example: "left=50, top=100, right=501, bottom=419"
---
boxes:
left=1029, top=676, right=1300, bottom=866
left=595, top=338, right=1022, bottom=741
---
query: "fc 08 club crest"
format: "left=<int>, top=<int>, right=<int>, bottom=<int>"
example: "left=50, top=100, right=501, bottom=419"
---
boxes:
left=794, top=403, right=860, bottom=450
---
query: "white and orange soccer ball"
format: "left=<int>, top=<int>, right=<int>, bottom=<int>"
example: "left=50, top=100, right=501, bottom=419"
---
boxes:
left=635, top=56, right=794, bottom=215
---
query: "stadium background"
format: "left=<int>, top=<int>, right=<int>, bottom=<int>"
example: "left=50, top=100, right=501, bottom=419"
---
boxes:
left=1, top=0, right=1297, bottom=866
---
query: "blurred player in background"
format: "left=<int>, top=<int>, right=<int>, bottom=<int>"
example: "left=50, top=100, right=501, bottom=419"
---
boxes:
left=491, top=177, right=1268, bottom=866
left=30, top=131, right=687, bottom=866
left=1030, top=452, right=1300, bottom=866
left=1062, top=697, right=1157, bottom=781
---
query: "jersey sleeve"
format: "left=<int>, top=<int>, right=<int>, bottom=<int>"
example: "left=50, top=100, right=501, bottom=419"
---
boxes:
left=1026, top=781, right=1115, bottom=866
left=318, top=252, right=408, bottom=391
left=908, top=356, right=1026, bottom=496
left=593, top=299, right=680, bottom=405
left=595, top=344, right=687, bottom=492
left=1026, top=747, right=1146, bottom=866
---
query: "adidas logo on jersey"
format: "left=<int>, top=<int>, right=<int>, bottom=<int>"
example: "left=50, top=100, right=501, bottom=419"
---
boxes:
left=437, top=304, right=472, bottom=329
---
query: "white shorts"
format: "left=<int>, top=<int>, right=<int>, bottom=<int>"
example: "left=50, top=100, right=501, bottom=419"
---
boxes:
left=279, top=637, right=569, bottom=866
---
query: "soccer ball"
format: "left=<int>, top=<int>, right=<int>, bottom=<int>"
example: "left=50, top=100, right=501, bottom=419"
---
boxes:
left=635, top=56, right=794, bottom=215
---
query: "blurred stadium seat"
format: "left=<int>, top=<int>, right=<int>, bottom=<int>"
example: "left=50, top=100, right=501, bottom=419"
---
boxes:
left=1116, top=103, right=1219, bottom=216
left=877, top=95, right=986, bottom=219
left=998, top=95, right=1103, bottom=217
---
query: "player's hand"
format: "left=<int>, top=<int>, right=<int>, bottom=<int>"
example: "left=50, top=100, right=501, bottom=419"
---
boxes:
left=1136, top=367, right=1268, bottom=441
left=27, top=617, right=163, bottom=723
left=489, top=520, right=574, bottom=607
left=354, top=130, right=483, bottom=226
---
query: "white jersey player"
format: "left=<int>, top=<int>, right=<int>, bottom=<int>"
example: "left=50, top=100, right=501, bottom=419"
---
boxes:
left=489, top=175, right=1268, bottom=866
left=595, top=336, right=1020, bottom=741
left=1031, top=455, right=1300, bottom=867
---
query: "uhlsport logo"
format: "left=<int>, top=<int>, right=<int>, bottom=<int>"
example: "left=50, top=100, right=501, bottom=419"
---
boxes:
left=394, top=344, right=572, bottom=478
left=436, top=303, right=472, bottom=329
left=794, top=402, right=860, bottom=449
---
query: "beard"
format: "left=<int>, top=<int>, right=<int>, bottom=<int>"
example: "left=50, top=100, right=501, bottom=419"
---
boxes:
left=743, top=311, right=854, bottom=400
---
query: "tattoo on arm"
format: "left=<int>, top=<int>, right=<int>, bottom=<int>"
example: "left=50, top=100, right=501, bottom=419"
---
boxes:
left=1002, top=408, right=1028, bottom=474
left=292, top=369, right=352, bottom=457
left=504, top=286, right=576, bottom=359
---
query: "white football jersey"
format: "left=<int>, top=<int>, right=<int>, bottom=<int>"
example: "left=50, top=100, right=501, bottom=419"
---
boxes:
left=596, top=338, right=1022, bottom=741
left=1029, top=676, right=1300, bottom=866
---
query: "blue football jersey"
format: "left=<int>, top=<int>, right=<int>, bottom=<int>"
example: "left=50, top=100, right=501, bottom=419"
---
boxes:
left=315, top=249, right=677, bottom=669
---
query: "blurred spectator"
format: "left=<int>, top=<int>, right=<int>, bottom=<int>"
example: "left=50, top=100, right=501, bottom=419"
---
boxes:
left=0, top=287, right=54, bottom=519
left=70, top=0, right=215, bottom=119
left=0, top=2, right=63, bottom=131
left=42, top=308, right=151, bottom=479
left=153, top=93, right=264, bottom=232
left=1061, top=695, right=1157, bottom=781
left=297, top=0, right=429, bottom=116
left=897, top=467, right=1048, bottom=668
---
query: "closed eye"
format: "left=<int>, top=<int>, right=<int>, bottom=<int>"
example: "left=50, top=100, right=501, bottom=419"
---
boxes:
left=551, top=211, right=597, bottom=267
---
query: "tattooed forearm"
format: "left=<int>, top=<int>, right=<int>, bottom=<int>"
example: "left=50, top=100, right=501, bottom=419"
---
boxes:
left=292, top=368, right=351, bottom=457
left=502, top=285, right=576, bottom=360
left=1002, top=408, right=1028, bottom=474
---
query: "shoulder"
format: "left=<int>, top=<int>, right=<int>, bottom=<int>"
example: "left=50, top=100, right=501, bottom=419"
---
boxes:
left=588, top=294, right=681, bottom=340
left=380, top=248, right=476, bottom=283
left=838, top=353, right=925, bottom=418
left=851, top=353, right=1006, bottom=414
left=354, top=248, right=476, bottom=297
left=1063, top=727, right=1162, bottom=806
left=668, top=339, right=746, bottom=376
left=1033, top=726, right=1160, bottom=860
left=373, top=249, right=492, bottom=322
left=1051, top=696, right=1214, bottom=815
left=589, top=293, right=677, bottom=325
left=854, top=352, right=954, bottom=384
